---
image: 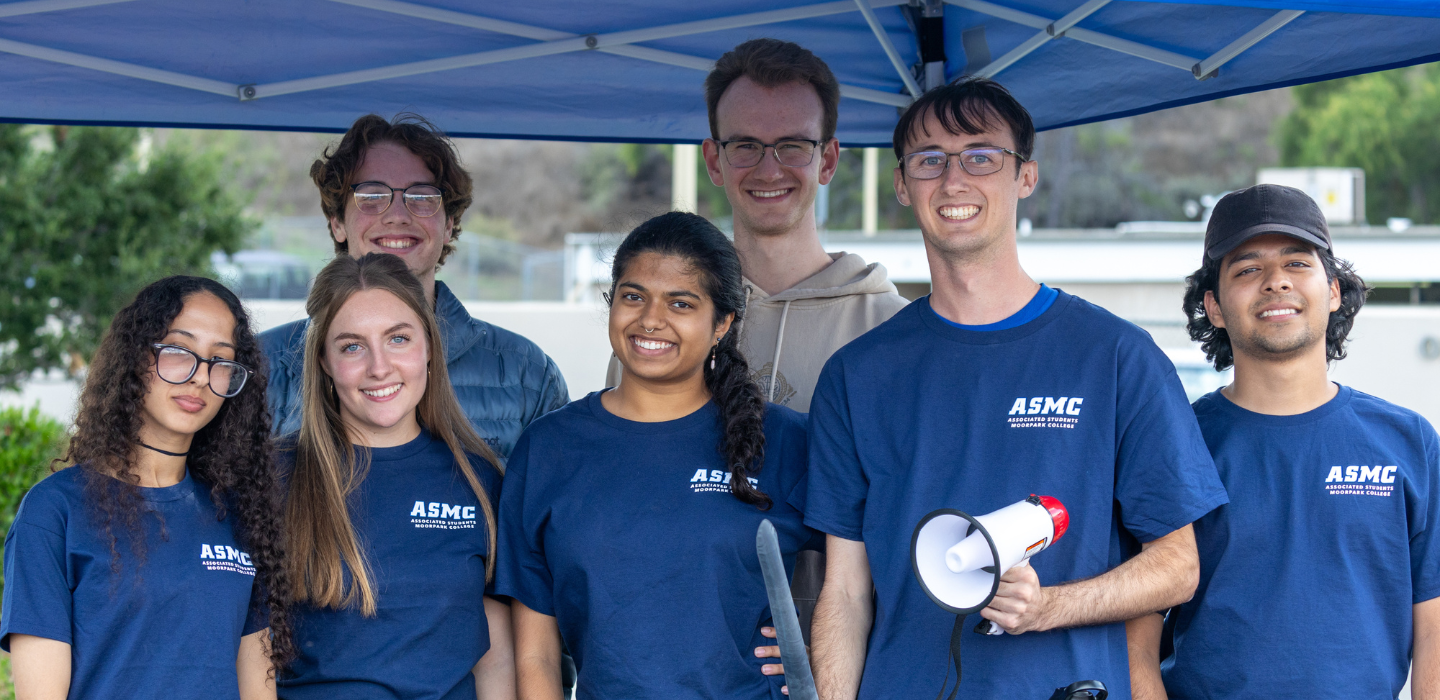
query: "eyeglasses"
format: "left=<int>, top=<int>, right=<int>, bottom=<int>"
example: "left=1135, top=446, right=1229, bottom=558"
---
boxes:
left=151, top=344, right=252, bottom=398
left=717, top=139, right=823, bottom=168
left=901, top=147, right=1030, bottom=179
left=350, top=182, right=445, bottom=218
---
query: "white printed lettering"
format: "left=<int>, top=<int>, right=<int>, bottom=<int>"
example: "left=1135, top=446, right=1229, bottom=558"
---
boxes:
left=1326, top=466, right=1344, bottom=483
left=1028, top=398, right=1043, bottom=415
left=428, top=502, right=440, bottom=517
left=710, top=470, right=724, bottom=483
left=1360, top=465, right=1382, bottom=483
left=1066, top=398, right=1084, bottom=415
left=442, top=504, right=461, bottom=519
left=411, top=501, right=427, bottom=516
left=201, top=544, right=214, bottom=559
left=462, top=506, right=476, bottom=519
left=1382, top=466, right=1398, bottom=484
left=1042, top=397, right=1067, bottom=415
left=1009, top=399, right=1028, bottom=416
left=1345, top=466, right=1359, bottom=482
left=691, top=469, right=709, bottom=482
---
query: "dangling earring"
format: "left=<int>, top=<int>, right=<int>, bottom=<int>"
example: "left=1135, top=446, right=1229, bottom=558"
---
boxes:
left=710, top=345, right=717, bottom=370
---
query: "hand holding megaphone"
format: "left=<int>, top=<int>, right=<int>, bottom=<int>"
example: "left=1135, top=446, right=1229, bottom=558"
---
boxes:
left=910, top=495, right=1069, bottom=633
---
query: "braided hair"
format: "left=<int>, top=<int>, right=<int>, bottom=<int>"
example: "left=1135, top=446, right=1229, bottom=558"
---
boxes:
left=608, top=212, right=772, bottom=509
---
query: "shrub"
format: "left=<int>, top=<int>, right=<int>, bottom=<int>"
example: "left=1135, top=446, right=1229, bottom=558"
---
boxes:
left=0, top=406, right=69, bottom=596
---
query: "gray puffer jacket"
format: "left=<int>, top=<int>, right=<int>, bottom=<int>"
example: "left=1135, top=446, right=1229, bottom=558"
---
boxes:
left=259, top=281, right=569, bottom=459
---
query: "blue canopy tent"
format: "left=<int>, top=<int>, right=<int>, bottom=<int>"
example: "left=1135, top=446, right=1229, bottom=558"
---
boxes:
left=0, top=0, right=1437, bottom=145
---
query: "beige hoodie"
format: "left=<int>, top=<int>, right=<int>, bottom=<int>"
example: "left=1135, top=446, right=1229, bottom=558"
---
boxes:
left=738, top=252, right=909, bottom=413
left=604, top=253, right=909, bottom=411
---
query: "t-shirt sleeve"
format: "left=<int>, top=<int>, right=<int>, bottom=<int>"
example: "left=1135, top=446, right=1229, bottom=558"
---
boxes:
left=243, top=577, right=269, bottom=636
left=1, top=497, right=75, bottom=650
left=774, top=409, right=810, bottom=513
left=492, top=431, right=556, bottom=616
left=1409, top=421, right=1440, bottom=603
left=1113, top=352, right=1229, bottom=543
left=801, top=357, right=868, bottom=542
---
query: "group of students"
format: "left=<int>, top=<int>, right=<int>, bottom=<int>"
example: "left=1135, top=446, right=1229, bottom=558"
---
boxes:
left=2, top=36, right=1438, bottom=700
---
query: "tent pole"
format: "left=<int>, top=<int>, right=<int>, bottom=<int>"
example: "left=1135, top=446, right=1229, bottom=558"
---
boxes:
left=946, top=0, right=1197, bottom=72
left=914, top=0, right=947, bottom=91
left=672, top=145, right=698, bottom=214
left=973, top=0, right=1110, bottom=79
left=863, top=148, right=879, bottom=236
left=854, top=0, right=924, bottom=98
left=0, top=0, right=137, bottom=18
left=0, top=37, right=235, bottom=96
left=1192, top=10, right=1304, bottom=79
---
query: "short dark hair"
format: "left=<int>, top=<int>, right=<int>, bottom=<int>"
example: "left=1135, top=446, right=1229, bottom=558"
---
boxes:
left=1182, top=244, right=1369, bottom=371
left=705, top=39, right=841, bottom=143
left=311, top=113, right=474, bottom=268
left=892, top=78, right=1035, bottom=168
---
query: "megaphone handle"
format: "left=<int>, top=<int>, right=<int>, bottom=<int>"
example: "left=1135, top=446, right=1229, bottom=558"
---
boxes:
left=974, top=557, right=1033, bottom=636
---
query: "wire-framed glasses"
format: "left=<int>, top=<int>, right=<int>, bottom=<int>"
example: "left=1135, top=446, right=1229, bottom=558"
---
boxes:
left=350, top=182, right=445, bottom=217
left=717, top=139, right=823, bottom=168
left=901, top=147, right=1029, bottom=179
left=151, top=344, right=252, bottom=398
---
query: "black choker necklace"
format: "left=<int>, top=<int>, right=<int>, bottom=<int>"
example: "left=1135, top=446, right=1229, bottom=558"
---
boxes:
left=140, top=442, right=190, bottom=457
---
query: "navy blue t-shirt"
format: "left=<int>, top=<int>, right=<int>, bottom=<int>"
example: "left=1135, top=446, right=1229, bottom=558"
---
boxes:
left=804, top=292, right=1227, bottom=699
left=494, top=392, right=811, bottom=700
left=1, top=467, right=265, bottom=700
left=277, top=429, right=502, bottom=700
left=937, top=283, right=1058, bottom=331
left=1163, top=386, right=1440, bottom=697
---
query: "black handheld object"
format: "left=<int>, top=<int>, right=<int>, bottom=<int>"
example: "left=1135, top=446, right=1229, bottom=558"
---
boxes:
left=756, top=520, right=818, bottom=700
left=1048, top=680, right=1107, bottom=700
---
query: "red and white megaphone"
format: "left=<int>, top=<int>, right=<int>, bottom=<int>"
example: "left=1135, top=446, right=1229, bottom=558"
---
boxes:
left=911, top=495, right=1069, bottom=623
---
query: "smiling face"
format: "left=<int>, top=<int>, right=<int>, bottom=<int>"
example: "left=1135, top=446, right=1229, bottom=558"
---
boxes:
left=1205, top=234, right=1341, bottom=363
left=329, top=142, right=451, bottom=289
left=322, top=288, right=429, bottom=446
left=894, top=107, right=1037, bottom=261
left=138, top=291, right=236, bottom=451
left=609, top=252, right=734, bottom=389
left=703, top=77, right=839, bottom=238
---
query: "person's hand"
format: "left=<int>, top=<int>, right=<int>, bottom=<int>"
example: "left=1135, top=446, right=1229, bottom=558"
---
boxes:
left=757, top=626, right=797, bottom=695
left=979, top=561, right=1053, bottom=634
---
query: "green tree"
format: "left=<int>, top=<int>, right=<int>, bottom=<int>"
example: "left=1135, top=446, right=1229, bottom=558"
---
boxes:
left=1279, top=64, right=1440, bottom=224
left=0, top=126, right=254, bottom=389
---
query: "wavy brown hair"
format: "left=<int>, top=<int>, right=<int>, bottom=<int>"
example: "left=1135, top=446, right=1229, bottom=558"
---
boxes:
left=63, top=275, right=295, bottom=667
left=311, top=113, right=473, bottom=268
left=284, top=253, right=502, bottom=616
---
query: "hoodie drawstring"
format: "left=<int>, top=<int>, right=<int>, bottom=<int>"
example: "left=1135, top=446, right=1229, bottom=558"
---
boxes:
left=737, top=286, right=752, bottom=342
left=767, top=300, right=792, bottom=403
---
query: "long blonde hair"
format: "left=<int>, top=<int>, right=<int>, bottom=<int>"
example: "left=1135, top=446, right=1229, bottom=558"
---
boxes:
left=285, top=253, right=502, bottom=616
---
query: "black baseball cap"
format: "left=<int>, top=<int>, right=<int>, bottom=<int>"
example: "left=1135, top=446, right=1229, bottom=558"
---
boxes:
left=1204, top=184, right=1331, bottom=260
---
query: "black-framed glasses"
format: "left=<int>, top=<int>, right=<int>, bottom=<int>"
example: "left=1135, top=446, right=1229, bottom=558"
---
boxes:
left=350, top=182, right=445, bottom=218
left=717, top=139, right=823, bottom=168
left=151, top=344, right=252, bottom=398
left=901, top=147, right=1030, bottom=179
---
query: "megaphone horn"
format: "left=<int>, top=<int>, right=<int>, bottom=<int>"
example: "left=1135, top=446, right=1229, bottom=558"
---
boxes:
left=910, top=495, right=1069, bottom=616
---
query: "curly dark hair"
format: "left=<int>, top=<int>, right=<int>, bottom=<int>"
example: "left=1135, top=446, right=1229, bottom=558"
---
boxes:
left=606, top=212, right=772, bottom=509
left=1182, top=244, right=1369, bottom=371
left=311, top=113, right=474, bottom=268
left=64, top=276, right=295, bottom=668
